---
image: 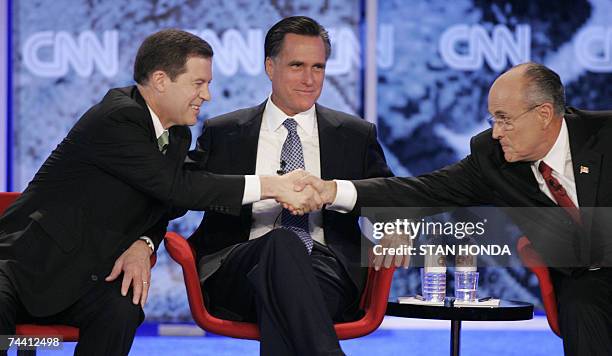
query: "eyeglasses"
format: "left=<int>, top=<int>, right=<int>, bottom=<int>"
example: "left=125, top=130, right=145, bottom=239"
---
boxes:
left=487, top=104, right=543, bottom=131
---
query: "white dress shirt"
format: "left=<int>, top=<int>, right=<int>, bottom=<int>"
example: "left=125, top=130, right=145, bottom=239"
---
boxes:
left=530, top=118, right=579, bottom=207
left=248, top=97, right=327, bottom=245
left=147, top=105, right=168, bottom=141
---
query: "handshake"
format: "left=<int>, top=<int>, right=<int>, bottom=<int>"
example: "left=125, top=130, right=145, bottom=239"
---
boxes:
left=260, top=169, right=337, bottom=215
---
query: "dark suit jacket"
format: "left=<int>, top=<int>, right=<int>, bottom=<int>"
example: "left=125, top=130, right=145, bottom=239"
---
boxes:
left=187, top=100, right=393, bottom=292
left=352, top=107, right=612, bottom=274
left=0, top=86, right=245, bottom=316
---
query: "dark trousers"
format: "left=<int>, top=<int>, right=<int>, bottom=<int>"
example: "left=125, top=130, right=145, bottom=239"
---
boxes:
left=0, top=269, right=144, bottom=356
left=551, top=268, right=612, bottom=356
left=204, top=228, right=358, bottom=356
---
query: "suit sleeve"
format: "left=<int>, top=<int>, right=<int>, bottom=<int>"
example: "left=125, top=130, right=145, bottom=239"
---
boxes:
left=142, top=217, right=168, bottom=251
left=80, top=106, right=244, bottom=215
left=334, top=123, right=394, bottom=216
left=352, top=135, right=491, bottom=211
left=363, top=123, right=394, bottom=179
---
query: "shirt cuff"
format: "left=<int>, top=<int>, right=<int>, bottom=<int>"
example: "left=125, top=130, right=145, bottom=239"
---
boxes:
left=242, top=175, right=261, bottom=205
left=326, top=180, right=357, bottom=213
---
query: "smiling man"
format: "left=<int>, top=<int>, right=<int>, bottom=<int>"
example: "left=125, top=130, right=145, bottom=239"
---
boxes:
left=187, top=16, right=392, bottom=356
left=0, top=29, right=319, bottom=356
left=298, top=62, right=612, bottom=356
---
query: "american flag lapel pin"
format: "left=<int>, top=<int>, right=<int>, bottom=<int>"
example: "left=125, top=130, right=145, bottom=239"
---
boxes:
left=579, top=165, right=589, bottom=174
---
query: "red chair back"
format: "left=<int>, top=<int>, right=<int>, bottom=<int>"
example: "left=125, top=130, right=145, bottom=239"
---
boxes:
left=517, top=236, right=561, bottom=337
left=164, top=231, right=395, bottom=340
left=0, top=192, right=20, bottom=214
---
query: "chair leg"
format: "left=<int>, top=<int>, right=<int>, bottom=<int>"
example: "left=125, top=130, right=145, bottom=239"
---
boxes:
left=17, top=348, right=37, bottom=356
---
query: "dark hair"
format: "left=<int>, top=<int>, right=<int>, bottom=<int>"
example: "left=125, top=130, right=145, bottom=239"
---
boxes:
left=264, top=16, right=331, bottom=60
left=133, top=29, right=213, bottom=84
left=520, top=62, right=566, bottom=116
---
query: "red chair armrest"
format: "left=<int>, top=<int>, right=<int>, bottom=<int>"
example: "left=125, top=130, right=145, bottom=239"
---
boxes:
left=16, top=325, right=79, bottom=342
left=517, top=236, right=561, bottom=337
left=163, top=232, right=261, bottom=339
left=335, top=266, right=395, bottom=339
left=163, top=232, right=206, bottom=322
left=164, top=232, right=395, bottom=340
left=164, top=232, right=197, bottom=267
left=0, top=192, right=20, bottom=214
left=150, top=253, right=157, bottom=267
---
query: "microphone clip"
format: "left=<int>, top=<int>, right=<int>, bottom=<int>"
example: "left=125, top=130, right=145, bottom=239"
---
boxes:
left=276, top=160, right=287, bottom=175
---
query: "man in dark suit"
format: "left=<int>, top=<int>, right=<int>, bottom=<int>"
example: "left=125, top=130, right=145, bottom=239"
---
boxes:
left=301, top=62, right=612, bottom=356
left=0, top=29, right=318, bottom=356
left=187, top=17, right=392, bottom=356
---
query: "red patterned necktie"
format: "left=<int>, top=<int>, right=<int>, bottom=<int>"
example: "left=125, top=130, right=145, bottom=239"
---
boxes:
left=538, top=161, right=582, bottom=224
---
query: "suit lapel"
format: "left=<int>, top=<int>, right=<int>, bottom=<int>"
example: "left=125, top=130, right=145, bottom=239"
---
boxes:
left=566, top=116, right=602, bottom=235
left=166, top=126, right=187, bottom=165
left=228, top=102, right=266, bottom=175
left=316, top=104, right=345, bottom=180
left=132, top=86, right=157, bottom=144
left=229, top=102, right=265, bottom=236
left=500, top=159, right=554, bottom=207
left=566, top=116, right=601, bottom=208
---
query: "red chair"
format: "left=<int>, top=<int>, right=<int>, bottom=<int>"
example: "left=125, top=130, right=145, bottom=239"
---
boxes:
left=0, top=192, right=157, bottom=355
left=517, top=236, right=561, bottom=337
left=164, top=231, right=395, bottom=340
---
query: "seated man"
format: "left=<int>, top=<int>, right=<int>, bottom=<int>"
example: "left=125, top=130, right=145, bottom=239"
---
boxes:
left=187, top=16, right=393, bottom=356
left=0, top=29, right=316, bottom=356
left=299, top=62, right=612, bottom=356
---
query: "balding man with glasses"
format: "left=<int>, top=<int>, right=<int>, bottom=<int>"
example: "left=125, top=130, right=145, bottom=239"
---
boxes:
left=297, top=62, right=612, bottom=356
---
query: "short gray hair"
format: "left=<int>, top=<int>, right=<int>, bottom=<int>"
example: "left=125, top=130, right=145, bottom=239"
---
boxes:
left=519, top=62, right=566, bottom=116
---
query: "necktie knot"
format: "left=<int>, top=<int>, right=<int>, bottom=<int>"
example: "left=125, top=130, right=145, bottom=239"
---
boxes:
left=538, top=161, right=552, bottom=177
left=283, top=118, right=298, bottom=133
left=157, top=131, right=169, bottom=153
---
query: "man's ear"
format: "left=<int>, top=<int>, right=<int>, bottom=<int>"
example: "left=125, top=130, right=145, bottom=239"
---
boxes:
left=264, top=57, right=274, bottom=80
left=538, top=103, right=555, bottom=128
left=149, top=70, right=168, bottom=92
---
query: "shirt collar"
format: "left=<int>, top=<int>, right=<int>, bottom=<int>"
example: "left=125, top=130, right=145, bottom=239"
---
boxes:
left=147, top=104, right=167, bottom=139
left=534, top=118, right=570, bottom=175
left=263, top=94, right=316, bottom=136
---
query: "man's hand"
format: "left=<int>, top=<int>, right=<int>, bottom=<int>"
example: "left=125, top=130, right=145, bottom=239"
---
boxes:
left=289, top=174, right=337, bottom=212
left=372, top=233, right=412, bottom=271
left=260, top=169, right=324, bottom=214
left=105, top=240, right=153, bottom=307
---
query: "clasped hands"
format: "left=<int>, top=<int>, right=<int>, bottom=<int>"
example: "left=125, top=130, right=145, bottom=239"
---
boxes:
left=260, top=169, right=336, bottom=215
